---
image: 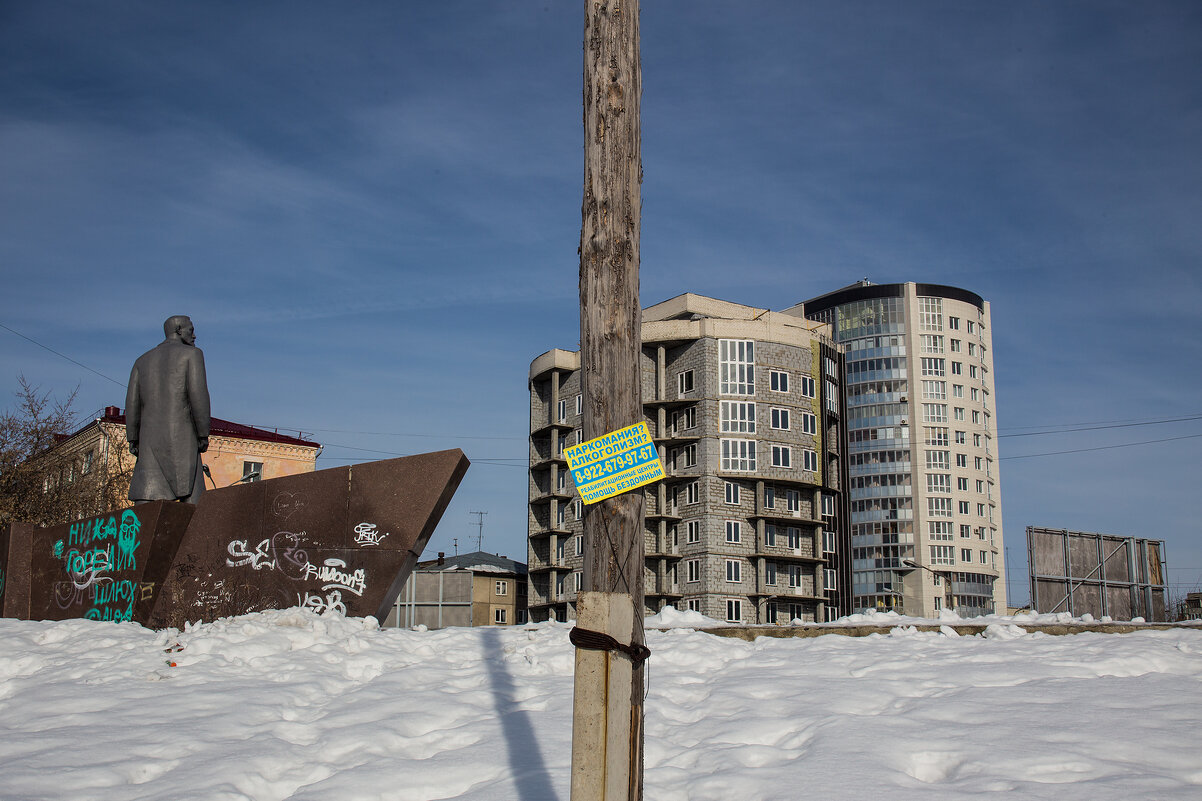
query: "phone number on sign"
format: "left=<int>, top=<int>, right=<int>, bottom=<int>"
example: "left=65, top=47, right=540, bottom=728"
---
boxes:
left=574, top=444, right=658, bottom=484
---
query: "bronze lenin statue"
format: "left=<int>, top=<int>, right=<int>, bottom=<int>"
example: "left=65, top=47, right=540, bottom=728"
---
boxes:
left=126, top=315, right=211, bottom=504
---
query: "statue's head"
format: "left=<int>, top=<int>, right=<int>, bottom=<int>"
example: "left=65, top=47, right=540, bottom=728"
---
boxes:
left=164, top=315, right=196, bottom=346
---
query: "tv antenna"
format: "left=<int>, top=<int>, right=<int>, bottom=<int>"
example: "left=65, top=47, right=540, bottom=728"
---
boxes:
left=451, top=537, right=459, bottom=556
left=469, top=510, right=487, bottom=551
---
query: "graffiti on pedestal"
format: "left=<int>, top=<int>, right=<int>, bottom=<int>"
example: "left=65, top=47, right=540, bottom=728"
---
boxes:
left=49, top=509, right=147, bottom=621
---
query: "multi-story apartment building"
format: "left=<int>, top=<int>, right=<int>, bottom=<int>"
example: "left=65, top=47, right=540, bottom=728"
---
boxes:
left=527, top=294, right=852, bottom=625
left=797, top=281, right=1006, bottom=616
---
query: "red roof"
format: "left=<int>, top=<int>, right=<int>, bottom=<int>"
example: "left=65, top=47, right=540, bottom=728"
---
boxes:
left=93, top=407, right=320, bottom=448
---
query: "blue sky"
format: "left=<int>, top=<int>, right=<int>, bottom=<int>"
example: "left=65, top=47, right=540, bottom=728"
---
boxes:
left=2, top=1, right=1199, bottom=608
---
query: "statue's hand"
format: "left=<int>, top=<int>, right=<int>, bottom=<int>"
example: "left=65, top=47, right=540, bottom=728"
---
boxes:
left=128, top=441, right=139, bottom=456
left=198, top=437, right=209, bottom=453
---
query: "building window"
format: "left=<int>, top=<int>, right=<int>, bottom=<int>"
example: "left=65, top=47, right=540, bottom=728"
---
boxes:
left=673, top=444, right=697, bottom=469
left=764, top=486, right=775, bottom=509
left=920, top=335, right=944, bottom=354
left=978, top=503, right=986, bottom=516
left=951, top=362, right=963, bottom=375
left=954, top=407, right=965, bottom=421
left=771, top=446, right=792, bottom=468
left=950, top=339, right=962, bottom=353
left=952, top=384, right=964, bottom=398
left=725, top=521, right=741, bottom=543
left=920, top=358, right=945, bottom=377
left=726, top=559, right=741, bottom=583
left=824, top=568, right=838, bottom=591
left=557, top=471, right=567, bottom=491
left=966, top=320, right=976, bottom=334
left=969, top=365, right=979, bottom=379
left=787, top=564, right=803, bottom=588
left=765, top=561, right=777, bottom=585
left=687, top=598, right=702, bottom=612
left=721, top=439, right=756, bottom=472
left=801, top=412, right=817, bottom=435
left=973, top=433, right=982, bottom=447
left=765, top=524, right=777, bottom=546
left=971, top=410, right=981, bottom=424
left=926, top=449, right=949, bottom=469
left=925, top=427, right=949, bottom=446
left=686, top=520, right=701, bottom=543
left=557, top=399, right=568, bottom=422
left=726, top=599, right=742, bottom=622
left=719, top=339, right=755, bottom=395
left=724, top=481, right=740, bottom=505
left=957, top=477, right=969, bottom=491
left=928, top=497, right=952, bottom=518
left=576, top=394, right=583, bottom=415
left=927, top=474, right=951, bottom=493
left=800, top=375, right=815, bottom=398
left=976, top=479, right=985, bottom=493
left=82, top=451, right=94, bottom=475
left=573, top=572, right=583, bottom=592
left=495, top=580, right=508, bottom=596
left=678, top=370, right=695, bottom=395
left=786, top=489, right=800, bottom=513
left=821, top=493, right=835, bottom=518
left=929, top=521, right=953, bottom=541
left=960, top=524, right=972, bottom=538
left=922, top=404, right=947, bottom=423
left=919, top=297, right=943, bottom=331
left=962, top=548, right=972, bottom=563
left=822, top=529, right=836, bottom=553
left=673, top=407, right=696, bottom=431
left=770, top=407, right=790, bottom=430
left=802, top=450, right=818, bottom=472
left=955, top=430, right=966, bottom=444
left=770, top=370, right=789, bottom=393
left=575, top=535, right=583, bottom=556
left=556, top=504, right=566, bottom=527
left=786, top=527, right=802, bottom=549
left=494, top=608, right=507, bottom=624
left=931, top=546, right=954, bottom=565
left=955, top=453, right=967, bottom=467
left=958, top=500, right=971, bottom=514
left=948, top=316, right=960, bottom=330
left=922, top=380, right=946, bottom=400
left=242, top=461, right=263, bottom=483
left=687, top=560, right=700, bottom=583
left=720, top=401, right=756, bottom=433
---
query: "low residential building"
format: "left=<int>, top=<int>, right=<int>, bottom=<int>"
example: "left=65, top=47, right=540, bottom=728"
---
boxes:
left=42, top=405, right=321, bottom=519
left=528, top=293, right=852, bottom=625
left=385, top=551, right=529, bottom=628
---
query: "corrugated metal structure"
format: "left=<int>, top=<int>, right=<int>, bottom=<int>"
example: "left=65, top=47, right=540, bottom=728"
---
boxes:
left=1027, top=526, right=1167, bottom=621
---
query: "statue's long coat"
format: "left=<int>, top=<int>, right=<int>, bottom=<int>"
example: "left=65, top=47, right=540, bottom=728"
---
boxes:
left=125, top=340, right=211, bottom=502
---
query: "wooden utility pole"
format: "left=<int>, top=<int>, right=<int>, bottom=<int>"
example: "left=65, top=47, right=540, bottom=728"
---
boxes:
left=571, top=1, right=645, bottom=800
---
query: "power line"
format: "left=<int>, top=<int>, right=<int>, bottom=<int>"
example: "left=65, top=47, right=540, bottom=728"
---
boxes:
left=999, top=415, right=1202, bottom=438
left=1002, top=433, right=1202, bottom=461
left=998, top=412, right=1202, bottom=432
left=0, top=322, right=126, bottom=388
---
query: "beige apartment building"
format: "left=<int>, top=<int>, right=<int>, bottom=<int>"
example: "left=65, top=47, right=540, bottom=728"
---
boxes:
left=43, top=406, right=321, bottom=518
left=528, top=293, right=852, bottom=625
left=798, top=282, right=1007, bottom=616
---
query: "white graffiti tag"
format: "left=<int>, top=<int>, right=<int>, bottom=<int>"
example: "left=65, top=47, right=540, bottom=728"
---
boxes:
left=226, top=539, right=276, bottom=570
left=305, top=558, right=367, bottom=597
left=299, top=589, right=347, bottom=616
left=353, top=522, right=389, bottom=547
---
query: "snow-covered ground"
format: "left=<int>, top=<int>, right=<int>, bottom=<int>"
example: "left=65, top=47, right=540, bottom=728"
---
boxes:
left=2, top=609, right=1200, bottom=801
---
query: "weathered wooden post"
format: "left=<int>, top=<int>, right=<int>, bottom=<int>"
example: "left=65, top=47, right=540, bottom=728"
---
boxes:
left=570, top=1, right=645, bottom=800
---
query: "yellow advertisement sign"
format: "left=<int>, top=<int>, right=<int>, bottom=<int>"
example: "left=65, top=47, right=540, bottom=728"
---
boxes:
left=565, top=421, right=664, bottom=505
